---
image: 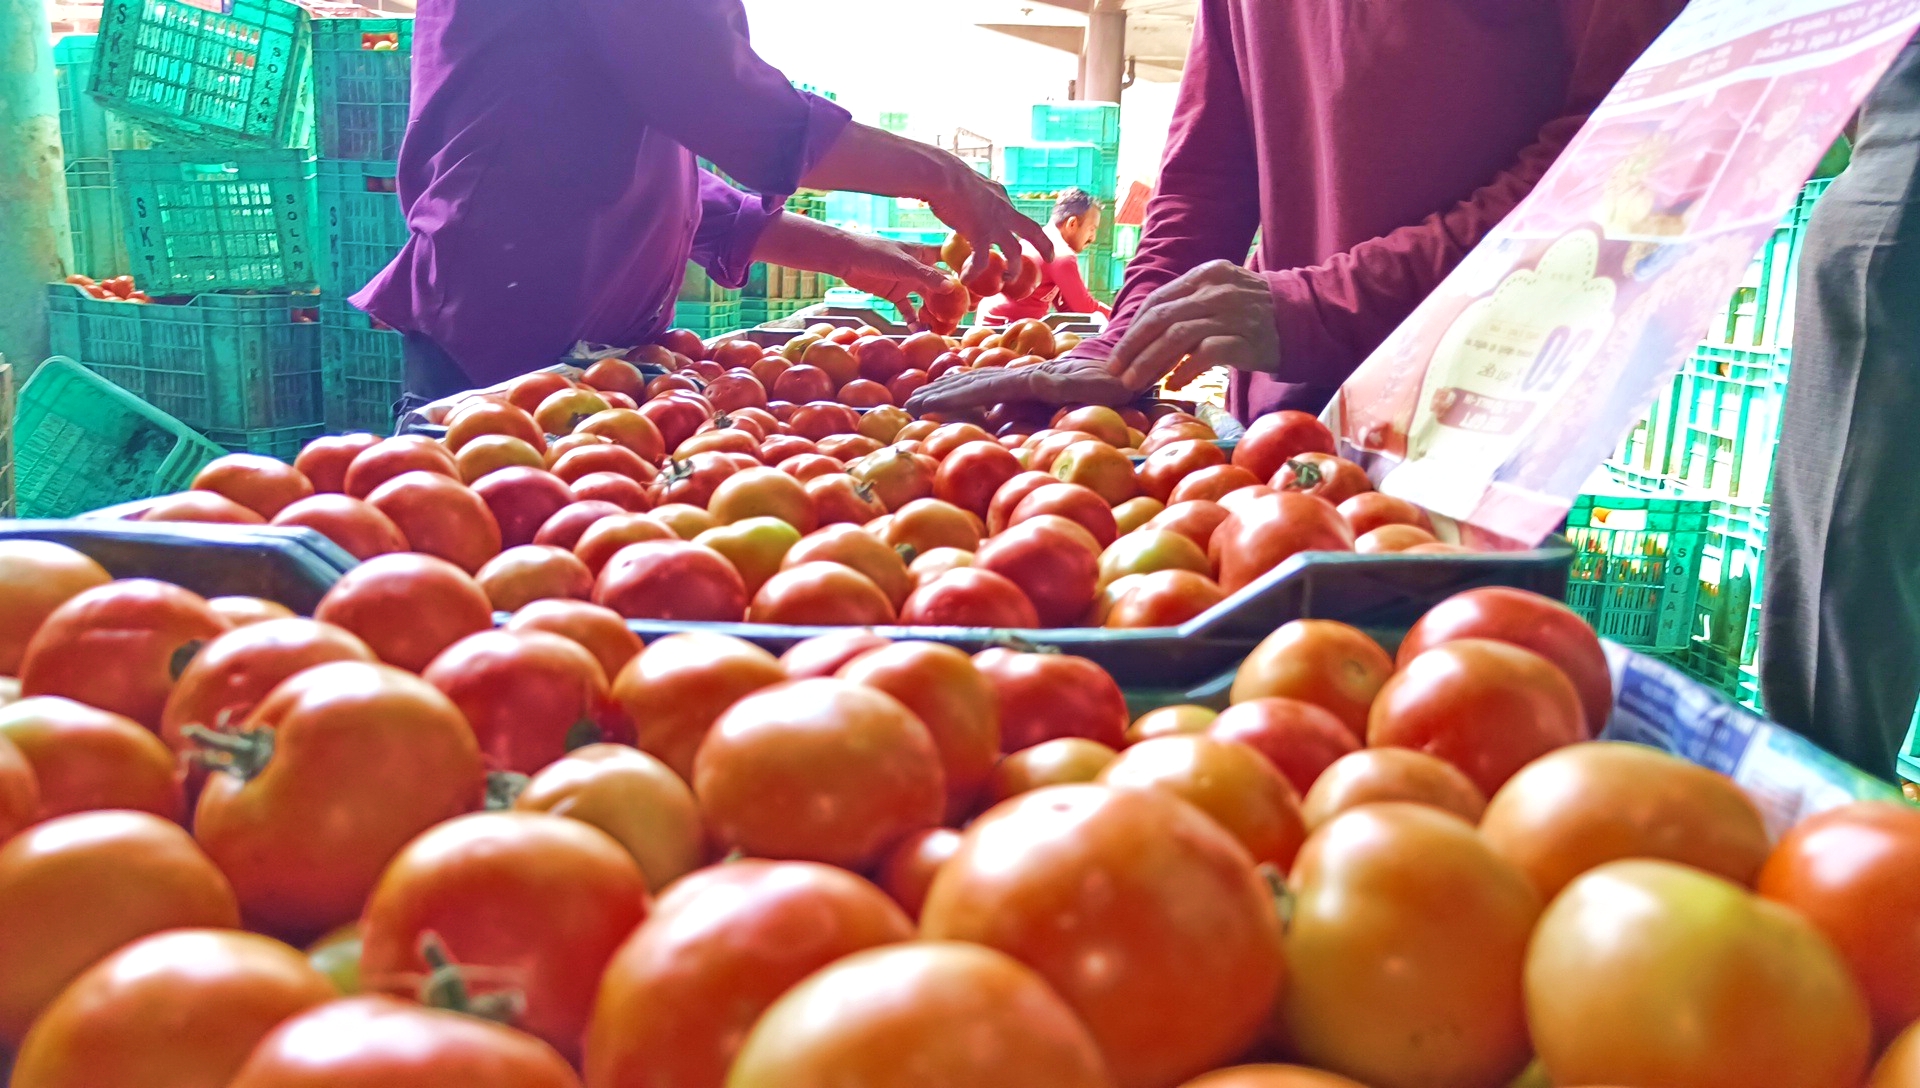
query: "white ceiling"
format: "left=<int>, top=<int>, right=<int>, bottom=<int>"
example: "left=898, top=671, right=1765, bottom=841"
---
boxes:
left=971, top=0, right=1197, bottom=83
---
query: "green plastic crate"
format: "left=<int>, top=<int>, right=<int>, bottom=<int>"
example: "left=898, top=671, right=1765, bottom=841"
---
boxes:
left=312, top=17, right=412, bottom=161
left=1695, top=500, right=1768, bottom=669
left=115, top=147, right=318, bottom=293
left=877, top=110, right=909, bottom=134
left=679, top=263, right=740, bottom=304
left=1562, top=492, right=1710, bottom=651
left=46, top=284, right=322, bottom=433
left=207, top=423, right=325, bottom=461
left=1900, top=707, right=1919, bottom=788
left=672, top=300, right=742, bottom=338
left=91, top=0, right=312, bottom=148
left=14, top=356, right=227, bottom=518
left=1002, top=143, right=1113, bottom=198
left=63, top=159, right=132, bottom=280
left=740, top=297, right=815, bottom=327
left=320, top=296, right=404, bottom=434
left=1672, top=345, right=1789, bottom=504
left=788, top=191, right=827, bottom=222
left=54, top=35, right=152, bottom=162
left=318, top=158, right=405, bottom=294
left=1031, top=101, right=1119, bottom=149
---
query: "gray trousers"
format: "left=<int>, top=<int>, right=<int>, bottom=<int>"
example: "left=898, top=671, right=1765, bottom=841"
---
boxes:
left=1760, top=39, right=1920, bottom=780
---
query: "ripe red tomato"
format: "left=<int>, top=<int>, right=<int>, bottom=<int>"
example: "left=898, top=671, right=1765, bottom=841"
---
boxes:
left=1399, top=587, right=1612, bottom=736
left=774, top=363, right=833, bottom=405
left=835, top=380, right=891, bottom=409
left=360, top=812, right=646, bottom=1063
left=138, top=490, right=267, bottom=525
left=637, top=396, right=707, bottom=453
left=749, top=561, right=896, bottom=625
left=422, top=629, right=618, bottom=774
left=986, top=738, right=1117, bottom=805
left=583, top=356, right=648, bottom=398
left=854, top=336, right=910, bottom=385
left=805, top=472, right=888, bottom=526
left=973, top=648, right=1126, bottom=752
left=584, top=859, right=914, bottom=1088
left=505, top=599, right=641, bottom=689
left=1758, top=801, right=1920, bottom=1046
left=1208, top=696, right=1360, bottom=797
left=294, top=433, right=382, bottom=494
left=446, top=400, right=545, bottom=454
left=1138, top=439, right=1228, bottom=503
left=922, top=785, right=1285, bottom=1087
left=0, top=735, right=34, bottom=843
left=314, top=553, right=494, bottom=673
left=790, top=402, right=863, bottom=442
left=193, top=454, right=314, bottom=519
left=850, top=447, right=935, bottom=511
left=974, top=517, right=1100, bottom=627
left=611, top=632, right=786, bottom=780
left=505, top=371, right=576, bottom=414
left=194, top=662, right=484, bottom=941
left=1099, top=733, right=1307, bottom=870
left=1168, top=464, right=1264, bottom=505
left=694, top=679, right=944, bottom=868
left=366, top=470, right=503, bottom=574
left=1299, top=747, right=1488, bottom=831
left=18, top=579, right=231, bottom=732
left=342, top=435, right=458, bottom=499
left=228, top=995, right=582, bottom=1088
left=1211, top=492, right=1355, bottom=592
left=573, top=513, right=676, bottom=576
left=1143, top=499, right=1233, bottom=553
left=1337, top=491, right=1434, bottom=536
left=1271, top=453, right=1372, bottom=505
left=727, top=942, right=1113, bottom=1088
left=1011, top=482, right=1119, bottom=548
left=901, top=568, right=1041, bottom=628
left=1228, top=619, right=1395, bottom=739
left=1102, top=569, right=1227, bottom=629
left=271, top=493, right=410, bottom=560
left=577, top=409, right=666, bottom=464
left=839, top=641, right=999, bottom=822
left=0, top=541, right=112, bottom=678
left=876, top=827, right=963, bottom=919
left=161, top=617, right=377, bottom=758
left=784, top=524, right=912, bottom=608
left=475, top=544, right=594, bottom=611
left=0, top=810, right=240, bottom=1047
left=934, top=440, right=1024, bottom=519
left=1233, top=410, right=1337, bottom=481
left=710, top=466, right=818, bottom=533
left=10, top=928, right=336, bottom=1088
left=0, top=695, right=182, bottom=822
left=569, top=470, right=651, bottom=512
left=646, top=452, right=739, bottom=509
left=1369, top=639, right=1587, bottom=797
left=552, top=443, right=660, bottom=487
left=533, top=499, right=627, bottom=551
left=469, top=465, right=575, bottom=549
left=676, top=428, right=763, bottom=461
left=593, top=540, right=749, bottom=621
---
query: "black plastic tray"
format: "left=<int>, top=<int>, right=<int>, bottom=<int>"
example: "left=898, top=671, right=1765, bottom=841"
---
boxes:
left=0, top=520, right=356, bottom=614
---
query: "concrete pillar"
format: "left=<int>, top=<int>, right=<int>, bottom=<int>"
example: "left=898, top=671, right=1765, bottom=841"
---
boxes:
left=1083, top=1, right=1127, bottom=104
left=0, top=0, right=67, bottom=376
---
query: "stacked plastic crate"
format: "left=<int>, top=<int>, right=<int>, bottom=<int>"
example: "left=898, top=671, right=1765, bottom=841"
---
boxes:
left=46, top=0, right=328, bottom=460
left=737, top=192, right=840, bottom=329
left=312, top=16, right=412, bottom=435
left=1006, top=103, right=1123, bottom=303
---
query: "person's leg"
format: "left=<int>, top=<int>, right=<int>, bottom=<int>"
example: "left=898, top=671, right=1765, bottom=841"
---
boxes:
left=1761, top=40, right=1920, bottom=778
left=396, top=332, right=477, bottom=423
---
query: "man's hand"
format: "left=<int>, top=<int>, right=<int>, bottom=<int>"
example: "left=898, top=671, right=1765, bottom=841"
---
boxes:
left=904, top=354, right=1134, bottom=415
left=924, top=164, right=1055, bottom=289
left=1109, top=260, right=1280, bottom=391
left=829, top=234, right=954, bottom=327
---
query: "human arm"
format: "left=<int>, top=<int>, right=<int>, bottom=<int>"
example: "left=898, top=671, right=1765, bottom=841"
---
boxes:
left=747, top=210, right=953, bottom=325
left=1047, top=251, right=1107, bottom=316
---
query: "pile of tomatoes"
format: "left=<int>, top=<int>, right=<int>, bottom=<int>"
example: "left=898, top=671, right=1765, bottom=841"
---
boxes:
left=62, top=274, right=150, bottom=304
left=123, top=322, right=1466, bottom=633
left=0, top=527, right=1915, bottom=1088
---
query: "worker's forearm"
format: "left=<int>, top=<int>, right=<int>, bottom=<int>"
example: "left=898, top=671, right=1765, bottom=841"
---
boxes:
left=749, top=212, right=856, bottom=277
left=800, top=122, right=969, bottom=203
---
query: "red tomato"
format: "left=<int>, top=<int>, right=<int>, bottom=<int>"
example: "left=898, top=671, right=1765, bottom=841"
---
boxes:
left=475, top=544, right=594, bottom=611
left=314, top=553, right=494, bottom=673
left=505, top=598, right=643, bottom=682
left=805, top=472, right=889, bottom=526
left=973, top=648, right=1127, bottom=752
left=1368, top=638, right=1586, bottom=797
left=839, top=641, right=1000, bottom=822
left=193, top=454, right=314, bottom=519
left=1011, top=482, right=1118, bottom=548
left=1142, top=499, right=1233, bottom=553
left=974, top=517, right=1100, bottom=627
left=1758, top=801, right=1920, bottom=1046
left=1208, top=696, right=1360, bottom=797
left=888, top=368, right=931, bottom=404
left=922, top=785, right=1285, bottom=1087
left=577, top=409, right=666, bottom=464
left=1337, top=492, right=1434, bottom=536
left=194, top=661, right=484, bottom=942
left=446, top=400, right=546, bottom=453
left=593, top=540, right=748, bottom=621
left=553, top=443, right=660, bottom=487
left=611, top=632, right=786, bottom=780
left=584, top=859, right=913, bottom=1088
left=726, top=942, right=1114, bottom=1088
left=901, top=568, right=1042, bottom=628
left=469, top=466, right=576, bottom=549
left=505, top=371, right=576, bottom=415
left=677, top=428, right=763, bottom=461
left=10, top=928, right=336, bottom=1088
left=789, top=402, right=863, bottom=442
left=271, top=493, right=410, bottom=560
left=0, top=736, right=35, bottom=843
left=850, top=447, right=935, bottom=511
left=423, top=629, right=617, bottom=774
left=1398, top=587, right=1612, bottom=736
left=1102, top=569, right=1227, bottom=629
left=784, top=524, right=913, bottom=609
left=228, top=996, right=581, bottom=1087
left=934, top=440, right=1023, bottom=519
left=1100, top=733, right=1307, bottom=870
left=533, top=499, right=627, bottom=551
left=1271, top=453, right=1372, bottom=505
left=343, top=436, right=458, bottom=499
left=0, top=695, right=182, bottom=822
left=0, top=811, right=240, bottom=1047
left=568, top=470, right=651, bottom=512
left=138, top=490, right=267, bottom=525
left=1233, top=410, right=1337, bottom=481
left=646, top=453, right=739, bottom=509
left=1211, top=492, right=1355, bottom=592
left=1168, top=464, right=1264, bottom=505
left=573, top=513, right=676, bottom=576
left=1228, top=620, right=1395, bottom=739
left=1299, top=747, right=1488, bottom=831
left=294, top=433, right=382, bottom=493
left=693, top=679, right=944, bottom=869
left=161, top=617, right=377, bottom=758
left=366, top=470, right=503, bottom=574
left=1138, top=439, right=1228, bottom=504
left=583, top=356, right=648, bottom=398
left=710, top=466, right=818, bottom=534
left=18, top=579, right=231, bottom=732
left=0, top=541, right=112, bottom=678
left=637, top=397, right=707, bottom=453
left=876, top=827, right=963, bottom=919
left=987, top=738, right=1117, bottom=804
left=780, top=631, right=893, bottom=679
left=360, top=813, right=646, bottom=1062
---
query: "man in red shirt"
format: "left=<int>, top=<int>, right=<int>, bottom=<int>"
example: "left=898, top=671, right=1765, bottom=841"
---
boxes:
left=979, top=189, right=1113, bottom=324
left=909, top=0, right=1686, bottom=420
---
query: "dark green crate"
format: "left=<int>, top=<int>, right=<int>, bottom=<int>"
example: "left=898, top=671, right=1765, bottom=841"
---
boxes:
left=54, top=35, right=152, bottom=162
left=313, top=18, right=412, bottom=161
left=318, top=158, right=405, bottom=294
left=115, top=147, right=318, bottom=293
left=679, top=263, right=740, bottom=304
left=207, top=423, right=325, bottom=461
left=673, top=300, right=743, bottom=338
left=64, top=159, right=132, bottom=279
left=46, top=284, right=322, bottom=433
left=1562, top=493, right=1710, bottom=651
left=91, top=0, right=311, bottom=148
left=320, top=297, right=404, bottom=434
left=14, top=357, right=227, bottom=518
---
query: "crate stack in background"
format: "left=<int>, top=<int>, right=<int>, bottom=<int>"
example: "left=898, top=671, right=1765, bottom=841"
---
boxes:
left=43, top=0, right=332, bottom=464
left=1002, top=102, right=1124, bottom=304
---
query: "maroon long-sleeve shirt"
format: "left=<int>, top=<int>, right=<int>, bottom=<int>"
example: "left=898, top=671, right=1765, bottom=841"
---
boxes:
left=1085, top=0, right=1685, bottom=421
left=351, top=0, right=851, bottom=385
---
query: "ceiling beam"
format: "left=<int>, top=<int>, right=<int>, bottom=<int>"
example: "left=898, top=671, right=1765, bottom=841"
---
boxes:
left=977, top=22, right=1086, bottom=53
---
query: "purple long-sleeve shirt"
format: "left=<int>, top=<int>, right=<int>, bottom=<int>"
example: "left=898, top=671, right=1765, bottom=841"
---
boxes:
left=351, top=0, right=851, bottom=385
left=1084, top=0, right=1683, bottom=421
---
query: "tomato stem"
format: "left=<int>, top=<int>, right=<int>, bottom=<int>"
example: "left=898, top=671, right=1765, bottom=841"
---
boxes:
left=417, top=932, right=525, bottom=1025
left=485, top=771, right=530, bottom=810
left=182, top=724, right=275, bottom=780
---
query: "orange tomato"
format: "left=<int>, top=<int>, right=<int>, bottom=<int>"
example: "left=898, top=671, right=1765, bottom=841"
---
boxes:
left=193, top=454, right=315, bottom=519
left=609, top=632, right=785, bottom=780
left=513, top=743, right=700, bottom=892
left=313, top=553, right=494, bottom=673
left=18, top=578, right=231, bottom=732
left=1298, top=747, right=1487, bottom=831
left=1227, top=620, right=1393, bottom=740
left=1100, top=733, right=1307, bottom=870
left=0, top=540, right=111, bottom=677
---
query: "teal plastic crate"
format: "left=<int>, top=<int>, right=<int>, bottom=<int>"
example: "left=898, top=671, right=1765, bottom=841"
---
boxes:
left=63, top=159, right=131, bottom=280
left=46, top=284, right=322, bottom=433
left=318, top=158, right=405, bottom=294
left=1563, top=492, right=1710, bottom=652
left=115, top=147, right=318, bottom=293
left=740, top=297, right=814, bottom=327
left=91, top=0, right=312, bottom=148
left=1031, top=102, right=1119, bottom=149
left=54, top=35, right=151, bottom=162
left=1672, top=345, right=1790, bottom=504
left=679, top=263, right=740, bottom=304
left=1002, top=143, right=1114, bottom=198
left=877, top=110, right=909, bottom=134
left=1695, top=500, right=1768, bottom=669
left=1900, top=708, right=1919, bottom=788
left=14, top=357, right=228, bottom=518
left=788, top=191, right=827, bottom=222
left=207, top=423, right=325, bottom=461
left=673, top=300, right=742, bottom=338
left=320, top=296, right=404, bottom=434
left=312, top=17, right=412, bottom=161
